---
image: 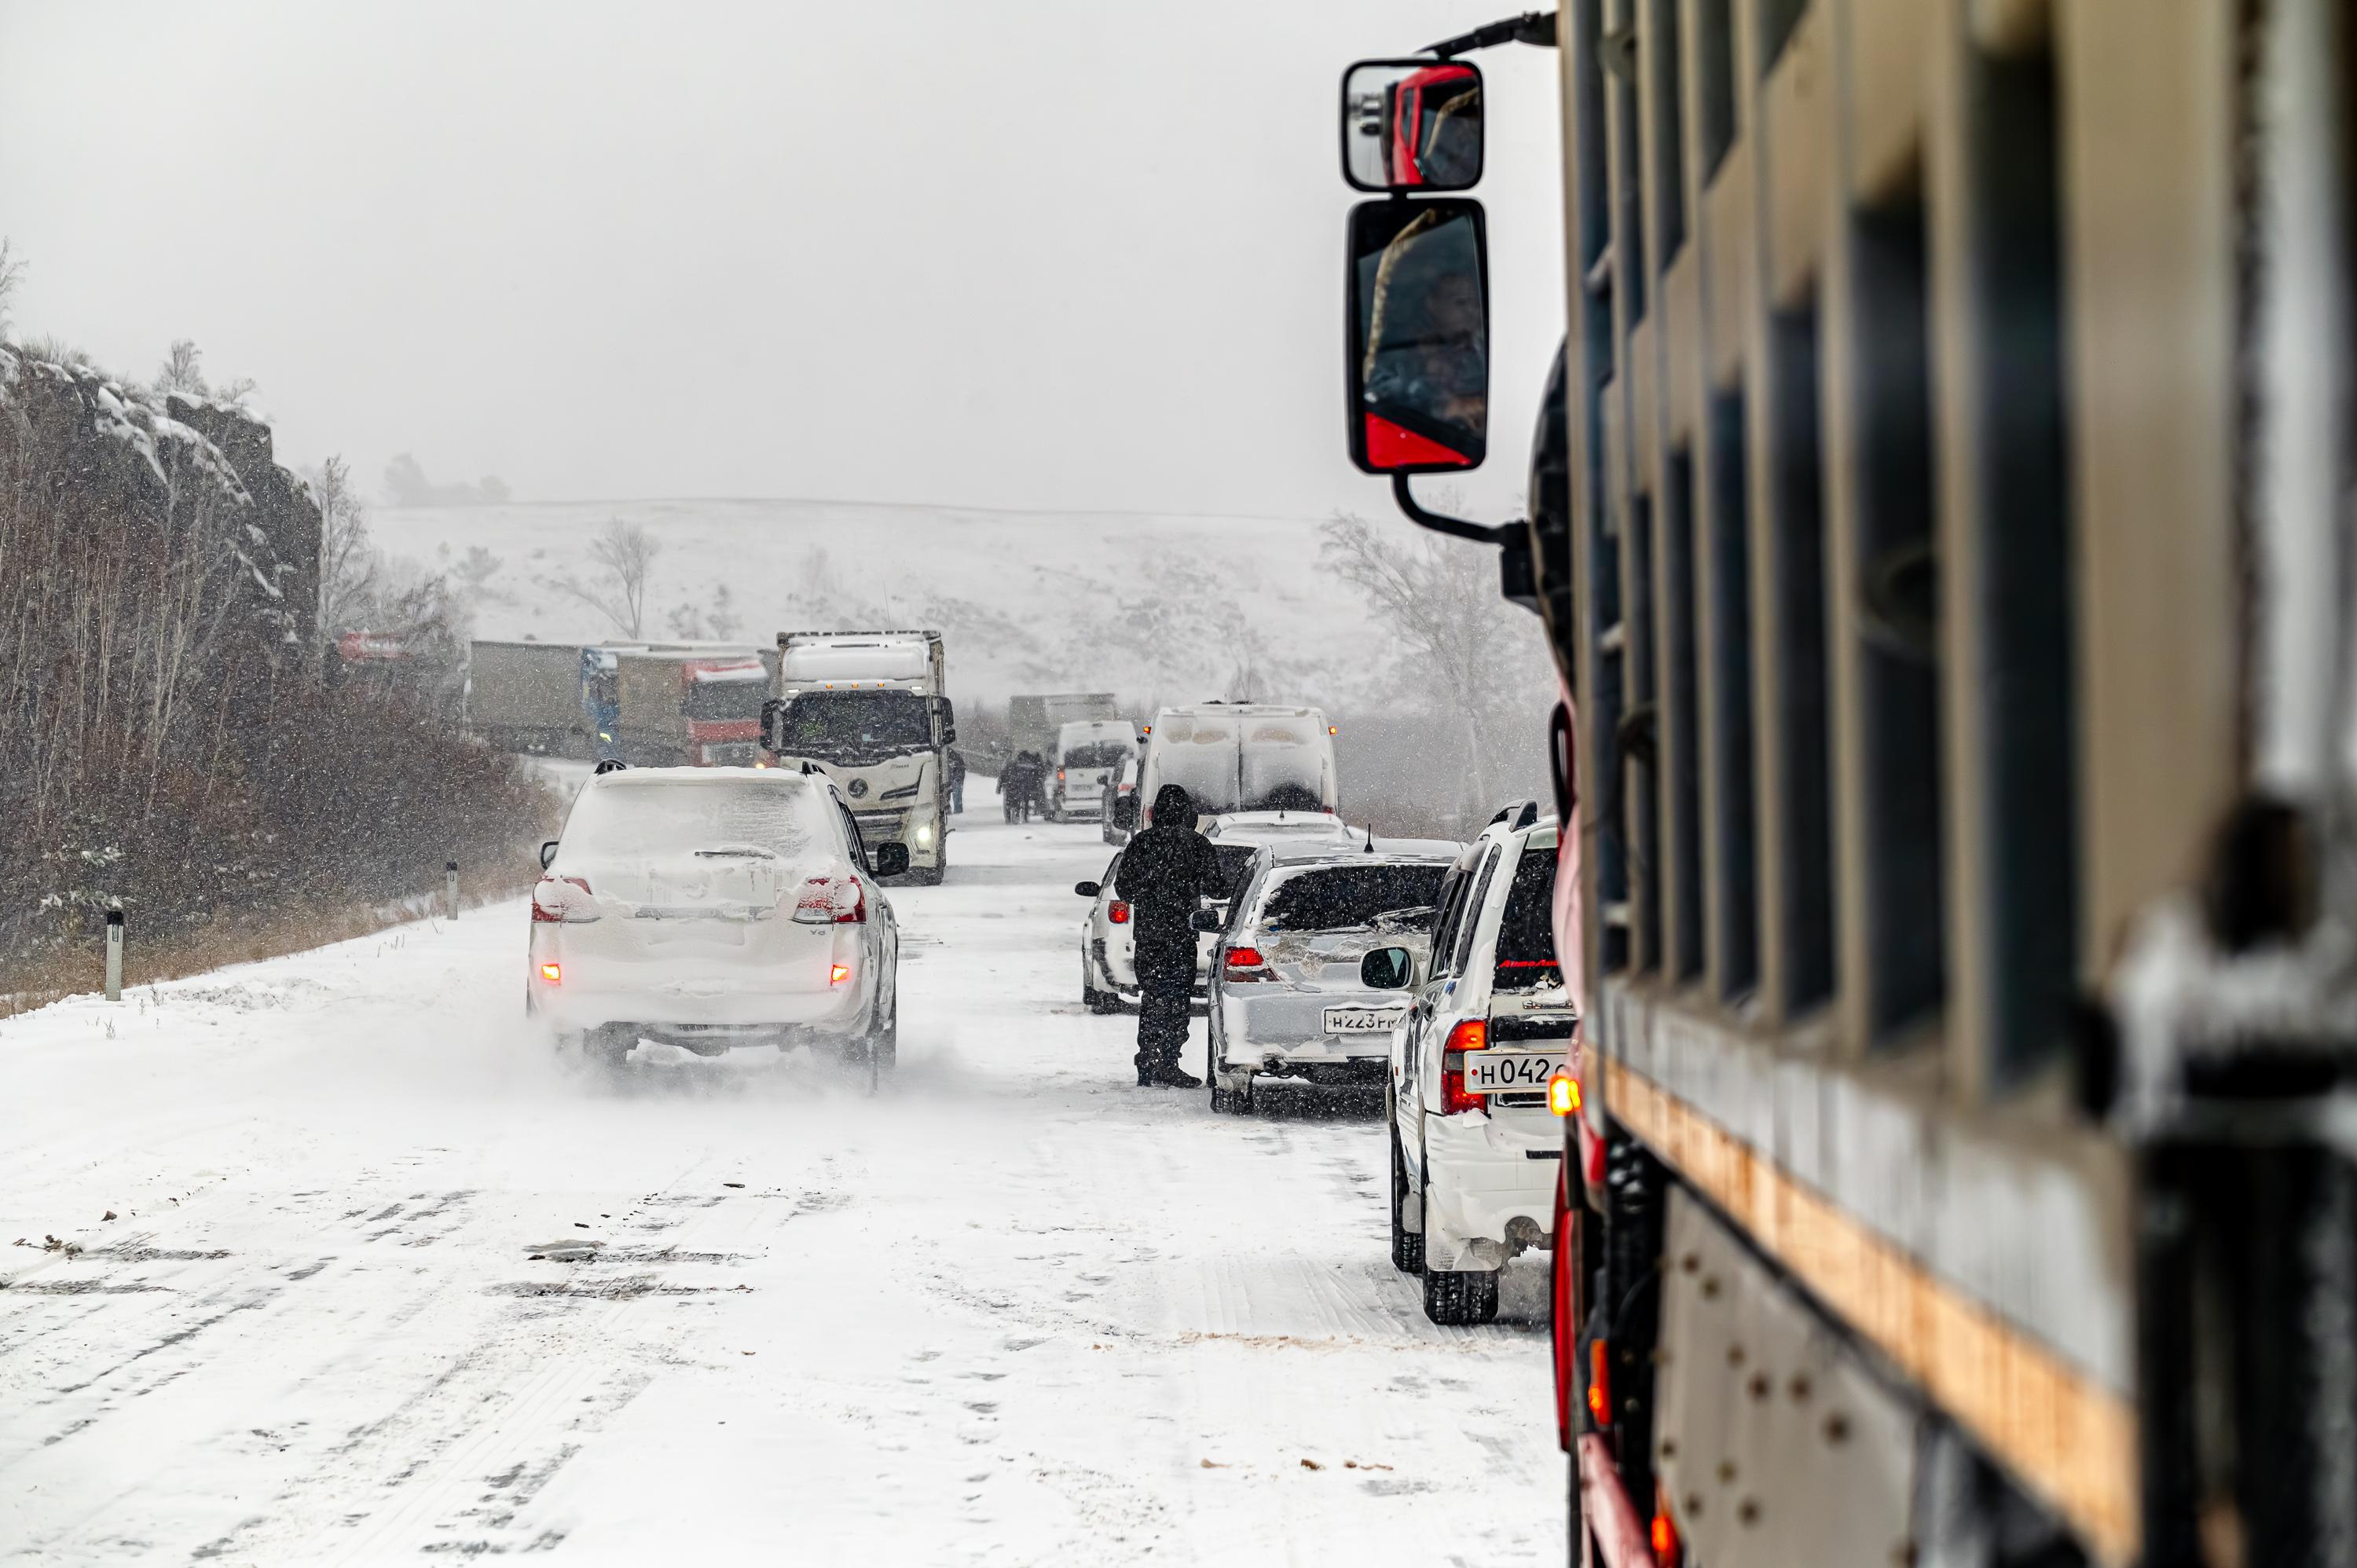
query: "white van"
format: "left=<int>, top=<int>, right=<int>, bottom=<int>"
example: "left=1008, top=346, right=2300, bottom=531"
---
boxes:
left=1050, top=719, right=1137, bottom=822
left=1134, top=704, right=1340, bottom=828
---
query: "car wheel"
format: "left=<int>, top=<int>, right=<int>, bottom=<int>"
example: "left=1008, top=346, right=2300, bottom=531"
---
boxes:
left=1390, top=1122, right=1425, bottom=1275
left=585, top=1025, right=635, bottom=1072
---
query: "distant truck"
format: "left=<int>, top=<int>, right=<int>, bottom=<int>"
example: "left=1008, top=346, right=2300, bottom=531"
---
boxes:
left=1006, top=692, right=1120, bottom=764
left=608, top=646, right=767, bottom=766
left=467, top=639, right=587, bottom=757
left=761, top=629, right=955, bottom=885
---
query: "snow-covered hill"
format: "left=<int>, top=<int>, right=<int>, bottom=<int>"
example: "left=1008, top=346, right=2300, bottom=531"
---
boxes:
left=381, top=497, right=1382, bottom=709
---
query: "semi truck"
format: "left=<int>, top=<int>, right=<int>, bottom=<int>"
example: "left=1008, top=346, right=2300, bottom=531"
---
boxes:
left=466, top=639, right=586, bottom=757
left=607, top=646, right=767, bottom=767
left=761, top=629, right=955, bottom=885
left=1332, top=8, right=2357, bottom=1566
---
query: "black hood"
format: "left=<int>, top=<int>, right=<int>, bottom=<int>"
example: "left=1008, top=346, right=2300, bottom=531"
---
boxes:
left=1153, top=784, right=1197, bottom=832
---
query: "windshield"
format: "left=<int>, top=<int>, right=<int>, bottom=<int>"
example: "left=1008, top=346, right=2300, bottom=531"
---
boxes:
left=1258, top=863, right=1447, bottom=932
left=779, top=691, right=931, bottom=751
left=558, top=778, right=840, bottom=863
left=683, top=680, right=764, bottom=722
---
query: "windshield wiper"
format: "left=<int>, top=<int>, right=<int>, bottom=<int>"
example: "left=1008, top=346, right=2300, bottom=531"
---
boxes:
left=694, top=844, right=779, bottom=859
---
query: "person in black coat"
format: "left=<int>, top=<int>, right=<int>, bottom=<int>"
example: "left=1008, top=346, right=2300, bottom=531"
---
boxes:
left=1115, top=784, right=1228, bottom=1087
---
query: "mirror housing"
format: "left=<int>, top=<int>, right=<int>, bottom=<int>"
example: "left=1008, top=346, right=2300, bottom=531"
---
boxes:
left=1074, top=881, right=1102, bottom=898
left=1341, top=58, right=1483, bottom=192
left=1347, top=197, right=1490, bottom=474
left=539, top=840, right=559, bottom=870
left=932, top=695, right=958, bottom=746
left=1111, top=795, right=1138, bottom=830
left=871, top=842, right=911, bottom=879
left=1189, top=909, right=1223, bottom=934
left=1360, top=945, right=1417, bottom=991
left=761, top=697, right=786, bottom=753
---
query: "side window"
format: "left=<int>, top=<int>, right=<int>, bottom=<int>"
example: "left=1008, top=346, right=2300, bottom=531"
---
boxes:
left=1429, top=850, right=1491, bottom=978
left=1453, top=845, right=1505, bottom=975
left=839, top=805, right=871, bottom=873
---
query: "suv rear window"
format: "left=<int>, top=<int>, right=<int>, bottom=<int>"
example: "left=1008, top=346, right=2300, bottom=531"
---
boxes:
left=1494, top=843, right=1561, bottom=987
left=1259, top=864, right=1447, bottom=932
left=562, top=778, right=838, bottom=863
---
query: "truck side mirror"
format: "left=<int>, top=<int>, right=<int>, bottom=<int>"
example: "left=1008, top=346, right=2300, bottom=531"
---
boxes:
left=1347, top=196, right=1490, bottom=474
left=872, top=841, right=911, bottom=878
left=932, top=695, right=958, bottom=746
left=1340, top=58, right=1483, bottom=192
left=761, top=698, right=786, bottom=752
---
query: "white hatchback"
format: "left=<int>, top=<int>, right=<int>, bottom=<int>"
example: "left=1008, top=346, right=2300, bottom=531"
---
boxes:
left=1074, top=839, right=1261, bottom=1014
left=526, top=766, right=903, bottom=1083
left=1367, top=806, right=1574, bottom=1324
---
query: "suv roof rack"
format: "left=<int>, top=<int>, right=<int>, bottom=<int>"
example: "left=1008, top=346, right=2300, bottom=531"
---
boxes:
left=1487, top=798, right=1540, bottom=830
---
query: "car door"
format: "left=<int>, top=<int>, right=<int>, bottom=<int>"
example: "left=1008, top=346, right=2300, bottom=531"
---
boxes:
left=838, top=800, right=897, bottom=1000
left=1398, top=847, right=1488, bottom=1164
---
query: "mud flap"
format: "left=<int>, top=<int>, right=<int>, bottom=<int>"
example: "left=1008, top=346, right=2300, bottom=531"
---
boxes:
left=1653, top=1186, right=1919, bottom=1564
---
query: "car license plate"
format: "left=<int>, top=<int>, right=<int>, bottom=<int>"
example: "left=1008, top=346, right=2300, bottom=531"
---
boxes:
left=1323, top=1006, right=1403, bottom=1035
left=1468, top=1051, right=1565, bottom=1093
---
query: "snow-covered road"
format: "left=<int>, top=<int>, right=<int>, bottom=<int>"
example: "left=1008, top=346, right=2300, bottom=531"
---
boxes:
left=1, top=806, right=1566, bottom=1565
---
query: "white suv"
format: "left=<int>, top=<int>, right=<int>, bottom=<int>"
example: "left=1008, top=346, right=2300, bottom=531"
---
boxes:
left=527, top=766, right=903, bottom=1086
left=1366, top=804, right=1572, bottom=1324
left=1074, top=840, right=1260, bottom=1013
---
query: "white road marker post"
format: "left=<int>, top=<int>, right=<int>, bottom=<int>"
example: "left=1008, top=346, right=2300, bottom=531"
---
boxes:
left=104, top=908, right=124, bottom=1002
left=445, top=860, right=460, bottom=921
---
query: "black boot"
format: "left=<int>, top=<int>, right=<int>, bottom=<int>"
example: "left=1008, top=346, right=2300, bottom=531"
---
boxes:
left=1153, top=1061, right=1203, bottom=1090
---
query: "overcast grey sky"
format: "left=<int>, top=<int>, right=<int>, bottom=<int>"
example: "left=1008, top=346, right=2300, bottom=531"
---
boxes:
left=0, top=2, right=1564, bottom=518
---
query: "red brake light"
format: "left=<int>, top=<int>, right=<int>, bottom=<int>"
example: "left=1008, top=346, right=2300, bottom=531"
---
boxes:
left=793, top=874, right=867, bottom=925
left=1222, top=945, right=1268, bottom=980
left=1109, top=901, right=1131, bottom=925
left=531, top=877, right=596, bottom=923
left=1440, top=1019, right=1489, bottom=1114
left=1058, top=768, right=1066, bottom=780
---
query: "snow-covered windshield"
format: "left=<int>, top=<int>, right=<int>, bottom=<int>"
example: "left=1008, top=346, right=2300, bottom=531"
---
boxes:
left=779, top=691, right=930, bottom=752
left=1257, top=863, right=1448, bottom=932
left=1150, top=716, right=1242, bottom=813
left=1061, top=742, right=1130, bottom=770
left=558, top=777, right=840, bottom=863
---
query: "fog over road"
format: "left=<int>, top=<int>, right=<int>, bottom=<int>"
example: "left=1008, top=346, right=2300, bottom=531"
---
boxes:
left=2, top=790, right=1563, bottom=1564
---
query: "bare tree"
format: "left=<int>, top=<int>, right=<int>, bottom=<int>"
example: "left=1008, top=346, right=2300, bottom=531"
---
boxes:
left=549, top=518, right=660, bottom=638
left=0, top=238, right=24, bottom=339
left=1321, top=512, right=1551, bottom=823
left=309, top=455, right=377, bottom=643
left=156, top=339, right=207, bottom=397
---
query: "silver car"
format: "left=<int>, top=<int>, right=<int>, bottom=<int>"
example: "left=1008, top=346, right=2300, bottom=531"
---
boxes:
left=1199, top=845, right=1458, bottom=1113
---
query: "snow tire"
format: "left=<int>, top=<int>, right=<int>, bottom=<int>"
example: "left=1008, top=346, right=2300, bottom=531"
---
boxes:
left=1422, top=1266, right=1499, bottom=1326
left=1390, top=1127, right=1425, bottom=1274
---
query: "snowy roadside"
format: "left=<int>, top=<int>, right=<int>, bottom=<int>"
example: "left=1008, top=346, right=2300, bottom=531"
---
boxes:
left=0, top=804, right=1565, bottom=1564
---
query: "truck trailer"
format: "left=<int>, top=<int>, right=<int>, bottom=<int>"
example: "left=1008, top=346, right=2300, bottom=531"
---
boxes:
left=761, top=629, right=955, bottom=885
left=466, top=639, right=586, bottom=757
left=1329, top=7, right=2357, bottom=1566
left=608, top=647, right=767, bottom=768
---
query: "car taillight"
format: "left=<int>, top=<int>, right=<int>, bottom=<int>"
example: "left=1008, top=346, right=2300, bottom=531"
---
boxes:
left=1109, top=902, right=1131, bottom=925
left=538, top=962, right=561, bottom=984
left=531, top=877, right=597, bottom=923
left=1058, top=768, right=1066, bottom=781
left=1440, top=1019, right=1488, bottom=1114
left=792, top=874, right=867, bottom=925
left=1222, top=945, right=1269, bottom=980
left=1650, top=1484, right=1682, bottom=1566
left=1588, top=1335, right=1611, bottom=1427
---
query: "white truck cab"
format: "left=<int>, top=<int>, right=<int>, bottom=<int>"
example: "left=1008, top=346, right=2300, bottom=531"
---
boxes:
left=761, top=629, right=955, bottom=885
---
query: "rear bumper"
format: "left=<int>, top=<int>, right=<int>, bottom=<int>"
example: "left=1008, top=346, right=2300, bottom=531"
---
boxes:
left=1420, top=1112, right=1560, bottom=1272
left=532, top=974, right=871, bottom=1038
left=1216, top=991, right=1402, bottom=1064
